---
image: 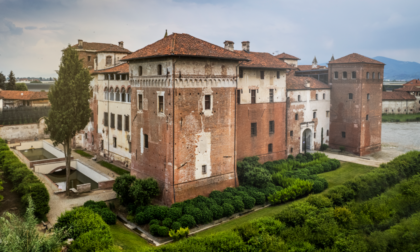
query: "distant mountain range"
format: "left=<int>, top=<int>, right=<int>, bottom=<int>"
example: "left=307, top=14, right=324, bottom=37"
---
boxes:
left=319, top=56, right=420, bottom=81
left=373, top=56, right=420, bottom=81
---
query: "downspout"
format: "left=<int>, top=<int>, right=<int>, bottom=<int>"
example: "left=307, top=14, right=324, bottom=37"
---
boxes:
left=234, top=63, right=239, bottom=187
left=172, top=58, right=177, bottom=203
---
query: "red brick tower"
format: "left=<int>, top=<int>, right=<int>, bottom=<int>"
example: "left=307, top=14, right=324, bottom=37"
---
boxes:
left=328, top=53, right=384, bottom=155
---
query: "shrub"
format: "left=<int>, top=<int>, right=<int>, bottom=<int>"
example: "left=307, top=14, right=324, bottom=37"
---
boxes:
left=223, top=203, right=235, bottom=217
left=210, top=204, right=224, bottom=220
left=237, top=156, right=273, bottom=188
left=112, top=174, right=136, bottom=206
left=200, top=207, right=213, bottom=224
left=339, top=146, right=345, bottom=152
left=243, top=195, right=256, bottom=209
left=154, top=205, right=169, bottom=220
left=320, top=144, right=329, bottom=151
left=306, top=195, right=332, bottom=209
left=312, top=180, right=325, bottom=194
left=325, top=185, right=355, bottom=206
left=100, top=208, right=117, bottom=225
left=135, top=212, right=148, bottom=225
left=129, top=177, right=160, bottom=206
left=171, top=221, right=182, bottom=231
left=149, top=224, right=160, bottom=236
left=275, top=201, right=317, bottom=227
left=232, top=198, right=245, bottom=213
left=178, top=214, right=196, bottom=228
left=268, top=179, right=313, bottom=205
left=157, top=226, right=169, bottom=237
left=83, top=200, right=97, bottom=209
left=162, top=218, right=172, bottom=228
left=70, top=230, right=113, bottom=252
left=149, top=219, right=160, bottom=226
left=144, top=205, right=159, bottom=221
left=167, top=207, right=182, bottom=221
left=21, top=182, right=50, bottom=217
left=169, top=227, right=189, bottom=241
left=209, top=190, right=223, bottom=205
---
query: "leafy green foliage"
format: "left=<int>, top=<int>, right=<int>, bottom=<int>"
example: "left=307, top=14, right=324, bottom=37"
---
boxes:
left=162, top=218, right=172, bottom=228
left=237, top=156, right=272, bottom=188
left=7, top=71, right=16, bottom=90
left=171, top=221, right=181, bottom=231
left=113, top=174, right=136, bottom=205
left=178, top=214, right=196, bottom=228
left=169, top=227, right=189, bottom=241
left=222, top=203, right=235, bottom=217
left=167, top=207, right=182, bottom=221
left=97, top=160, right=130, bottom=175
left=149, top=224, right=160, bottom=236
left=15, top=83, right=28, bottom=91
left=74, top=149, right=93, bottom=158
left=70, top=229, right=114, bottom=252
left=268, top=179, right=313, bottom=204
left=130, top=177, right=160, bottom=206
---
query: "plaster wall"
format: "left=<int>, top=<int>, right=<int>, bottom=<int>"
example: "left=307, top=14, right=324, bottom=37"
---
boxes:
left=97, top=52, right=129, bottom=70
left=382, top=100, right=416, bottom=114
left=76, top=160, right=111, bottom=182
left=284, top=59, right=298, bottom=67
left=42, top=140, right=65, bottom=158
left=237, top=69, right=287, bottom=104
left=34, top=160, right=77, bottom=174
left=16, top=140, right=43, bottom=150
left=0, top=118, right=48, bottom=143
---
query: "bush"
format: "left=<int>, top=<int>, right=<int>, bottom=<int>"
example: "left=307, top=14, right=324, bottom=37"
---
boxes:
left=306, top=195, right=332, bottom=209
left=130, top=178, right=160, bottom=207
left=154, top=205, right=169, bottom=220
left=209, top=190, right=223, bottom=205
left=21, top=182, right=50, bottom=217
left=162, top=218, right=172, bottom=228
left=112, top=174, right=136, bottom=206
left=237, top=156, right=273, bottom=188
left=223, top=203, right=235, bottom=217
left=150, top=219, right=160, bottom=226
left=70, top=230, right=113, bottom=252
left=320, top=144, right=329, bottom=151
left=171, top=221, right=181, bottom=231
left=243, top=195, right=256, bottom=209
left=325, top=185, right=355, bottom=206
left=167, top=207, right=182, bottom=221
left=268, top=179, right=313, bottom=205
left=135, top=212, right=148, bottom=225
left=339, top=146, right=345, bottom=152
left=178, top=214, right=196, bottom=228
left=232, top=198, right=245, bottom=213
left=312, top=180, right=325, bottom=194
left=157, top=226, right=169, bottom=237
left=100, top=208, right=117, bottom=225
left=210, top=204, right=224, bottom=220
left=275, top=201, right=317, bottom=227
left=149, top=224, right=160, bottom=236
left=169, top=227, right=189, bottom=241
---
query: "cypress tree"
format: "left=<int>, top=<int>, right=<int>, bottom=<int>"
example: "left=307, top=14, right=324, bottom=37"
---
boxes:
left=7, top=71, right=16, bottom=90
left=0, top=72, right=5, bottom=90
left=45, top=45, right=92, bottom=195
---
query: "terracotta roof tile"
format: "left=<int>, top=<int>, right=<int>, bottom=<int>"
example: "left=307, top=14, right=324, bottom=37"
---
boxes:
left=382, top=91, right=416, bottom=100
left=0, top=90, right=49, bottom=101
left=93, top=63, right=129, bottom=74
left=236, top=51, right=290, bottom=69
left=394, top=86, right=420, bottom=92
left=71, top=42, right=131, bottom=54
left=329, top=53, right=385, bottom=65
left=297, top=65, right=328, bottom=71
left=275, top=52, right=300, bottom=60
left=122, top=33, right=248, bottom=61
left=286, top=71, right=330, bottom=90
left=403, top=79, right=420, bottom=86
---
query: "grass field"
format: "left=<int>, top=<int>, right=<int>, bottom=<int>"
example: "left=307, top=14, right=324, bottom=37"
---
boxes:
left=110, top=220, right=152, bottom=251
left=382, top=113, right=420, bottom=122
left=97, top=160, right=130, bottom=175
left=74, top=149, right=93, bottom=158
left=195, top=162, right=375, bottom=237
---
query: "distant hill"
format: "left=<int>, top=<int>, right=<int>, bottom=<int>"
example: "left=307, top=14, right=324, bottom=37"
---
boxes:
left=373, top=56, right=420, bottom=81
left=319, top=56, right=420, bottom=81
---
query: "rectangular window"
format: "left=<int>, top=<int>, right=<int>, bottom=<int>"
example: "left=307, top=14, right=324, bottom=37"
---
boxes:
left=378, top=72, right=381, bottom=79
left=349, top=93, right=353, bottom=99
left=334, top=72, right=338, bottom=79
left=326, top=111, right=330, bottom=117
left=269, top=120, right=274, bottom=134
left=144, top=134, right=149, bottom=149
left=269, top=89, right=274, bottom=103
left=251, top=90, right=256, bottom=104
left=202, top=165, right=207, bottom=174
left=327, top=130, right=329, bottom=136
left=104, top=112, right=108, bottom=126
left=367, top=93, right=370, bottom=101
left=342, top=132, right=346, bottom=138
left=268, top=144, right=273, bottom=153
left=110, top=113, right=115, bottom=128
left=125, top=115, right=129, bottom=131
left=313, top=112, right=316, bottom=119
left=158, top=96, right=164, bottom=113
left=138, top=94, right=143, bottom=110
left=366, top=72, right=370, bottom=79
left=290, top=130, right=293, bottom=136
left=323, top=93, right=326, bottom=99
left=366, top=114, right=369, bottom=120
left=372, top=72, right=375, bottom=79
left=88, top=56, right=91, bottom=62
left=352, top=71, right=356, bottom=79
left=117, top=115, right=122, bottom=130
left=113, top=137, right=117, bottom=148
left=316, top=94, right=318, bottom=100
left=276, top=71, right=280, bottom=79
left=251, top=123, right=257, bottom=136
left=101, top=140, right=104, bottom=150
left=314, top=132, right=316, bottom=139
left=237, top=90, right=241, bottom=104
left=260, top=71, right=264, bottom=80
left=343, top=72, right=347, bottom=79
left=205, top=95, right=211, bottom=110
left=239, top=69, right=243, bottom=78
left=290, top=147, right=293, bottom=153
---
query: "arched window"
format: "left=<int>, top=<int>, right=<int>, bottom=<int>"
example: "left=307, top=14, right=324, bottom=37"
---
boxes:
left=104, top=87, right=108, bottom=100
left=378, top=72, right=381, bottom=79
left=121, top=88, right=126, bottom=102
left=298, top=95, right=301, bottom=101
left=139, top=66, right=143, bottom=76
left=109, top=87, right=114, bottom=101
left=127, top=88, right=131, bottom=102
left=106, top=56, right=112, bottom=66
left=157, top=64, right=162, bottom=75
left=115, top=87, right=120, bottom=101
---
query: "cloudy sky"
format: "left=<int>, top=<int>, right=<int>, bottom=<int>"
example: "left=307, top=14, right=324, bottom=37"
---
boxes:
left=1, top=0, right=419, bottom=78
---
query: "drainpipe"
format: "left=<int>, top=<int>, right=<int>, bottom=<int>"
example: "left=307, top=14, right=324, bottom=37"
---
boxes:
left=172, top=58, right=177, bottom=203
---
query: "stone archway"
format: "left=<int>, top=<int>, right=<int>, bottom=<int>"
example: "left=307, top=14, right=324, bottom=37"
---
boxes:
left=302, top=128, right=312, bottom=153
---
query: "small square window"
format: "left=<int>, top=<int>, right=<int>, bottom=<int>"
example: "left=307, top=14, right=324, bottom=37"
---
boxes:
left=113, top=137, right=117, bottom=148
left=349, top=93, right=353, bottom=99
left=342, top=132, right=346, bottom=138
left=205, top=95, right=211, bottom=110
left=251, top=123, right=257, bottom=136
left=202, top=165, right=207, bottom=174
left=268, top=144, right=273, bottom=153
left=290, top=130, right=293, bottom=137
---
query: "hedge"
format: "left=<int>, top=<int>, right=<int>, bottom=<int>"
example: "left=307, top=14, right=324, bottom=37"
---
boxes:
left=83, top=200, right=117, bottom=225
left=0, top=139, right=50, bottom=218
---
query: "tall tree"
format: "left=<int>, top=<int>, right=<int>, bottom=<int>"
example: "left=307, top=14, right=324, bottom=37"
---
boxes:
left=0, top=72, right=5, bottom=90
left=45, top=45, right=92, bottom=195
left=7, top=71, right=16, bottom=90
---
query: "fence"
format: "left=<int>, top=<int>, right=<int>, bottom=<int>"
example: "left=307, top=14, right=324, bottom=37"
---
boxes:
left=0, top=106, right=50, bottom=125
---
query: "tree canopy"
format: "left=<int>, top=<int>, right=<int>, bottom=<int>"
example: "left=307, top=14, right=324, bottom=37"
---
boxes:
left=6, top=71, right=16, bottom=90
left=0, top=72, right=5, bottom=90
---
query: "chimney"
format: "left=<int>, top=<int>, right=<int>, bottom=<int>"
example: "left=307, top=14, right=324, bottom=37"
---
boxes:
left=224, top=40, right=234, bottom=52
left=78, top=39, right=83, bottom=48
left=242, top=41, right=250, bottom=52
left=118, top=41, right=124, bottom=48
left=312, top=56, right=318, bottom=69
left=305, top=79, right=311, bottom=88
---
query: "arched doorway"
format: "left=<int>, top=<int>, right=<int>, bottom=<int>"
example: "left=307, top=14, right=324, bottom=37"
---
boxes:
left=302, top=128, right=312, bottom=153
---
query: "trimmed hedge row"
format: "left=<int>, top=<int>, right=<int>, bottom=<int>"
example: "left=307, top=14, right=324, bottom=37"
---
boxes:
left=83, top=200, right=117, bottom=225
left=0, top=138, right=50, bottom=217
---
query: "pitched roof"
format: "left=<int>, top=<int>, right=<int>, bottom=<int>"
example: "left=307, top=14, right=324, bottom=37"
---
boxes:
left=93, top=63, right=129, bottom=75
left=297, top=65, right=328, bottom=71
left=0, top=90, right=49, bottom=101
left=275, top=52, right=300, bottom=60
left=286, top=71, right=330, bottom=90
left=121, top=33, right=248, bottom=61
left=382, top=91, right=416, bottom=100
left=329, top=53, right=385, bottom=65
left=394, top=86, right=420, bottom=92
left=403, top=79, right=420, bottom=86
left=71, top=42, right=131, bottom=54
left=236, top=51, right=290, bottom=69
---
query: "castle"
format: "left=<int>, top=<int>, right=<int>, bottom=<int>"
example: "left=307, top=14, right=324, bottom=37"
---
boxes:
left=73, top=33, right=385, bottom=205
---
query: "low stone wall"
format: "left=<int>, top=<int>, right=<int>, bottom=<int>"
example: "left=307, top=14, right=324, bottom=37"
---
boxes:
left=98, top=180, right=115, bottom=190
left=77, top=183, right=91, bottom=193
left=0, top=118, right=49, bottom=143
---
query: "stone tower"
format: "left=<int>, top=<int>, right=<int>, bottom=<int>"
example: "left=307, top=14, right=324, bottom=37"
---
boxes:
left=328, top=53, right=385, bottom=156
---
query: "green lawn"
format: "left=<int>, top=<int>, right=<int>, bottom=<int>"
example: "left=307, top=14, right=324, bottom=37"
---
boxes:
left=110, top=220, right=152, bottom=251
left=382, top=113, right=420, bottom=122
left=97, top=161, right=130, bottom=175
left=74, top=149, right=93, bottom=158
left=196, top=162, right=375, bottom=237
